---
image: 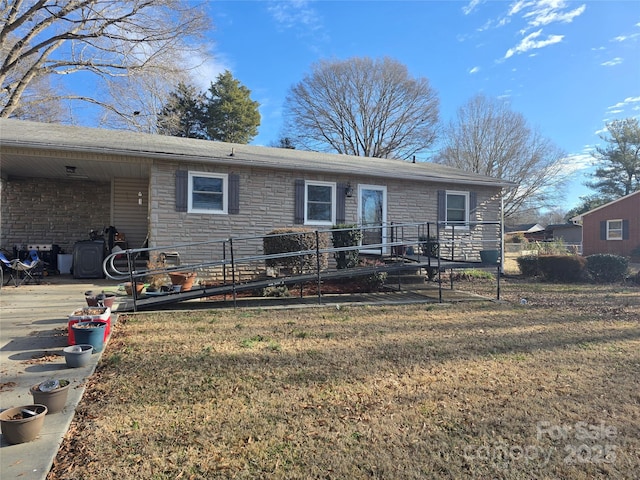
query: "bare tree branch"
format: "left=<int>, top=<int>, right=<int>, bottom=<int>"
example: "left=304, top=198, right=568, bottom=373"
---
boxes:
left=435, top=94, right=567, bottom=218
left=1, top=0, right=211, bottom=125
left=283, top=57, right=439, bottom=160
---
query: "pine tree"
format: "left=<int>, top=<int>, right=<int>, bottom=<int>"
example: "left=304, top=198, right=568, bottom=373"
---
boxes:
left=204, top=71, right=261, bottom=144
left=157, top=82, right=206, bottom=139
left=587, top=118, right=640, bottom=200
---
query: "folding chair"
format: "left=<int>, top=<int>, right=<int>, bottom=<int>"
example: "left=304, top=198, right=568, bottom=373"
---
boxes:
left=0, top=250, right=43, bottom=287
left=0, top=251, right=15, bottom=287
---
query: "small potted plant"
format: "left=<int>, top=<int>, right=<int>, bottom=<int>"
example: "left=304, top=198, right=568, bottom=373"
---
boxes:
left=63, top=344, right=94, bottom=367
left=29, top=379, right=71, bottom=414
left=168, top=271, right=197, bottom=292
left=0, top=405, right=47, bottom=444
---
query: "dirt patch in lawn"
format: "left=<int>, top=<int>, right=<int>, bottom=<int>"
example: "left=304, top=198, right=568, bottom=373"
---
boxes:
left=48, top=279, right=639, bottom=479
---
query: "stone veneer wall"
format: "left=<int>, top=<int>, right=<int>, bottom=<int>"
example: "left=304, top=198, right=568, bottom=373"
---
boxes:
left=0, top=176, right=111, bottom=254
left=148, top=160, right=503, bottom=266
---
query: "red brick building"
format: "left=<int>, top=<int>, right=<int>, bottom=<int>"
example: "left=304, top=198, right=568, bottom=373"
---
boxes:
left=574, top=191, right=640, bottom=257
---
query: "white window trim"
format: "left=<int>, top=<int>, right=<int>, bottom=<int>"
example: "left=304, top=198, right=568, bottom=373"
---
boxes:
left=304, top=180, right=336, bottom=225
left=445, top=190, right=470, bottom=228
left=188, top=171, right=228, bottom=214
left=606, top=219, right=623, bottom=240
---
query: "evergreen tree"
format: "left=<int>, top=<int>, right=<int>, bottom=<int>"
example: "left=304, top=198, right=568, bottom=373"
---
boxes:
left=204, top=71, right=261, bottom=144
left=157, top=82, right=206, bottom=139
left=587, top=117, right=640, bottom=200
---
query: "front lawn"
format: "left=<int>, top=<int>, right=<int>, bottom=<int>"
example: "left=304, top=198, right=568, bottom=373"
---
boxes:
left=49, top=280, right=639, bottom=479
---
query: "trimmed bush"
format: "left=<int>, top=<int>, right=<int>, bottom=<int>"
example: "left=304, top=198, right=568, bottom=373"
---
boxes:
left=516, top=255, right=540, bottom=277
left=586, top=254, right=629, bottom=283
left=537, top=255, right=586, bottom=282
left=264, top=228, right=329, bottom=273
left=331, top=225, right=363, bottom=269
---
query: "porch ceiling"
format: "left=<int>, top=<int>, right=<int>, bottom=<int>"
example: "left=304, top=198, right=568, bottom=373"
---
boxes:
left=0, top=150, right=150, bottom=182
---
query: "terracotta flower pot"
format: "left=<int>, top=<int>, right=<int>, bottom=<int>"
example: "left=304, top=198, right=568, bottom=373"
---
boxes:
left=0, top=405, right=47, bottom=444
left=124, top=282, right=145, bottom=296
left=29, top=380, right=70, bottom=414
left=168, top=272, right=197, bottom=292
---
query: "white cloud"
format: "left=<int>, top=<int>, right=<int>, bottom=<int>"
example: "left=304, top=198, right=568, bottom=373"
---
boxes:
left=559, top=153, right=593, bottom=175
left=601, top=57, right=623, bottom=66
left=267, top=0, right=323, bottom=33
left=524, top=3, right=586, bottom=28
left=463, top=0, right=483, bottom=15
left=607, top=96, right=640, bottom=111
left=469, top=66, right=480, bottom=74
left=612, top=32, right=640, bottom=42
left=504, top=29, right=564, bottom=58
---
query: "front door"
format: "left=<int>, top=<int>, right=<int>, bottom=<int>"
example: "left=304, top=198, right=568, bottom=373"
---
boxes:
left=358, top=185, right=387, bottom=254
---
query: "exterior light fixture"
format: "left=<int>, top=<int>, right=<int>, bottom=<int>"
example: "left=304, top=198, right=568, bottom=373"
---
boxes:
left=345, top=182, right=354, bottom=197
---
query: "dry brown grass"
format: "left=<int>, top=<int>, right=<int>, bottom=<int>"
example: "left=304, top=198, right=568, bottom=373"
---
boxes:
left=49, top=279, right=640, bottom=479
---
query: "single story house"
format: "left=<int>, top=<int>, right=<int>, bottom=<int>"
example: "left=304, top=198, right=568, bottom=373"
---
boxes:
left=544, top=223, right=582, bottom=245
left=504, top=223, right=546, bottom=242
left=1, top=119, right=513, bottom=275
left=572, top=191, right=640, bottom=257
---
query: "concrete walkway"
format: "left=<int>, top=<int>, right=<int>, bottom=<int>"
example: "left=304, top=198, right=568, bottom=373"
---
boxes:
left=0, top=275, right=121, bottom=480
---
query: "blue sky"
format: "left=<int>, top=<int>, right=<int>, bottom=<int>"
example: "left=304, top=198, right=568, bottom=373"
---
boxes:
left=196, top=0, right=639, bottom=211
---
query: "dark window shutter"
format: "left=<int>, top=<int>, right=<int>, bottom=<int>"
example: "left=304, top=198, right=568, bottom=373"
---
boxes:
left=336, top=183, right=346, bottom=225
left=228, top=174, right=240, bottom=215
left=622, top=219, right=629, bottom=240
left=175, top=170, right=188, bottom=212
left=469, top=191, right=477, bottom=227
left=437, top=190, right=446, bottom=223
left=600, top=221, right=606, bottom=240
left=294, top=179, right=305, bottom=224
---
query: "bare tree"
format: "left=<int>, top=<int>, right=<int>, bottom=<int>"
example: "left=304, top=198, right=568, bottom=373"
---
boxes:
left=283, top=56, right=439, bottom=160
left=435, top=94, right=567, bottom=218
left=0, top=0, right=210, bottom=126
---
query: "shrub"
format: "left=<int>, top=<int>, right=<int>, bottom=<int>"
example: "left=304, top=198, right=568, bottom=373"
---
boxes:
left=537, top=255, right=586, bottom=282
left=263, top=228, right=329, bottom=273
left=332, top=225, right=363, bottom=269
left=516, top=255, right=540, bottom=277
left=530, top=239, right=569, bottom=255
left=586, top=254, right=629, bottom=283
left=507, top=232, right=528, bottom=244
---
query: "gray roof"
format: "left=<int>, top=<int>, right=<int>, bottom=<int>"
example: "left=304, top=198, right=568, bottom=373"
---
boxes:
left=0, top=119, right=514, bottom=188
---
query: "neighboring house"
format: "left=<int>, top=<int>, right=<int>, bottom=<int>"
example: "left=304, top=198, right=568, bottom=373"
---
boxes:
left=505, top=223, right=546, bottom=242
left=572, top=191, right=640, bottom=257
left=1, top=119, right=512, bottom=271
left=544, top=223, right=582, bottom=244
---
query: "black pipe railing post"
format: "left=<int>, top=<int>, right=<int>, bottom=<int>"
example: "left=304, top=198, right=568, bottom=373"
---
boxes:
left=229, top=238, right=237, bottom=308
left=126, top=249, right=138, bottom=312
left=437, top=222, right=442, bottom=303
left=316, top=230, right=322, bottom=303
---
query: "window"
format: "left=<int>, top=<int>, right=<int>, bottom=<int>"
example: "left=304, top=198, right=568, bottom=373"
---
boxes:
left=446, top=191, right=469, bottom=226
left=188, top=172, right=228, bottom=214
left=606, top=219, right=623, bottom=240
left=305, top=181, right=335, bottom=224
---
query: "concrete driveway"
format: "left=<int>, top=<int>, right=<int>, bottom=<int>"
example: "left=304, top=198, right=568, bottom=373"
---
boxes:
left=0, top=275, right=121, bottom=480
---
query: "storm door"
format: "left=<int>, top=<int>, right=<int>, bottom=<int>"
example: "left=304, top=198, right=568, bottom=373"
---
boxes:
left=358, top=185, right=387, bottom=254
